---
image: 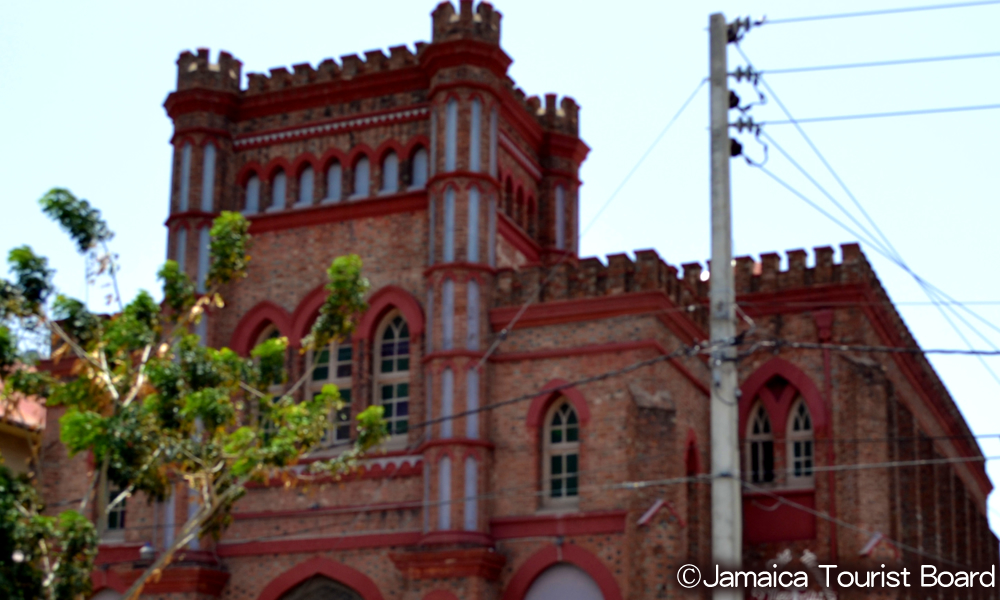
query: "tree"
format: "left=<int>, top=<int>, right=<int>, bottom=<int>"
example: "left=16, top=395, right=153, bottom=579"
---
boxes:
left=0, top=189, right=388, bottom=600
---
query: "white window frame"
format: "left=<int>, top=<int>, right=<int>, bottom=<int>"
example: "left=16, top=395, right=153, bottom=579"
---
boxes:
left=374, top=312, right=411, bottom=443
left=308, top=339, right=354, bottom=449
left=745, top=403, right=775, bottom=485
left=542, top=400, right=580, bottom=509
left=786, top=397, right=814, bottom=487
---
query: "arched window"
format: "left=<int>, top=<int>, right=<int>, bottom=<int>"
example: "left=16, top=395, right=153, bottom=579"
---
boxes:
left=201, top=143, right=216, bottom=212
left=380, top=152, right=399, bottom=194
left=443, top=187, right=456, bottom=262
left=746, top=404, right=775, bottom=484
left=543, top=400, right=580, bottom=507
left=297, top=166, right=314, bottom=207
left=276, top=576, right=363, bottom=600
left=178, top=142, right=192, bottom=211
left=527, top=196, right=537, bottom=237
left=445, top=98, right=458, bottom=172
left=375, top=313, right=410, bottom=437
left=409, top=147, right=428, bottom=190
left=269, top=170, right=287, bottom=212
left=524, top=564, right=603, bottom=600
left=504, top=178, right=513, bottom=217
left=787, top=398, right=814, bottom=486
left=243, top=175, right=260, bottom=214
left=309, top=338, right=353, bottom=447
left=555, top=185, right=566, bottom=250
left=515, top=187, right=524, bottom=228
left=324, top=161, right=342, bottom=203
left=351, top=157, right=370, bottom=199
left=469, top=98, right=482, bottom=172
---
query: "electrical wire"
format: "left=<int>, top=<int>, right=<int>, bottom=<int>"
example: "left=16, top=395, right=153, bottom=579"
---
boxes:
left=762, top=50, right=1000, bottom=74
left=762, top=0, right=1000, bottom=25
left=755, top=103, right=1000, bottom=125
left=581, top=78, right=707, bottom=238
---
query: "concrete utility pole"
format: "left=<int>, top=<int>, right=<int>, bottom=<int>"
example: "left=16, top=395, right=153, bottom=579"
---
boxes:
left=709, top=12, right=742, bottom=600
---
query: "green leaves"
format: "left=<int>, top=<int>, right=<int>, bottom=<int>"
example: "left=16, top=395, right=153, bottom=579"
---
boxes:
left=303, top=254, right=369, bottom=350
left=38, top=188, right=113, bottom=254
left=7, top=246, right=53, bottom=313
left=207, top=211, right=251, bottom=287
left=0, top=465, right=97, bottom=600
left=158, top=260, right=196, bottom=316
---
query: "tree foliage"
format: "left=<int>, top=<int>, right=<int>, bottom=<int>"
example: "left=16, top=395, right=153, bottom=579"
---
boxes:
left=0, top=189, right=386, bottom=600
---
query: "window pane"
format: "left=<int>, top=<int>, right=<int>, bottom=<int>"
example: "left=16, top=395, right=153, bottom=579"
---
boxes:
left=312, top=365, right=329, bottom=381
left=763, top=441, right=775, bottom=482
left=381, top=359, right=393, bottom=373
left=397, top=357, right=410, bottom=371
left=394, top=420, right=408, bottom=434
left=340, top=389, right=351, bottom=402
left=551, top=455, right=562, bottom=475
left=551, top=478, right=563, bottom=497
left=566, top=453, right=578, bottom=474
left=381, top=342, right=395, bottom=356
left=397, top=383, right=409, bottom=398
left=567, top=476, right=579, bottom=496
left=336, top=364, right=352, bottom=378
left=337, top=346, right=352, bottom=362
left=551, top=429, right=562, bottom=444
left=382, top=385, right=394, bottom=400
left=397, top=401, right=409, bottom=417
left=566, top=426, right=578, bottom=442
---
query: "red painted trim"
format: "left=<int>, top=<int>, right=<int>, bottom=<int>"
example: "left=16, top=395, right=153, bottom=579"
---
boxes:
left=423, top=262, right=497, bottom=278
left=256, top=556, right=385, bottom=600
left=489, top=291, right=705, bottom=346
left=120, top=565, right=229, bottom=596
left=739, top=357, right=828, bottom=436
left=497, top=212, right=541, bottom=262
left=374, top=138, right=406, bottom=163
left=427, top=170, right=500, bottom=190
left=525, top=379, right=591, bottom=429
left=220, top=531, right=422, bottom=559
left=418, top=530, right=493, bottom=546
left=390, top=547, right=506, bottom=580
left=423, top=591, right=461, bottom=600
left=95, top=542, right=143, bottom=565
left=491, top=339, right=709, bottom=397
left=236, top=161, right=264, bottom=186
left=246, top=190, right=427, bottom=235
left=501, top=544, right=623, bottom=600
left=490, top=510, right=627, bottom=539
left=230, top=301, right=293, bottom=355
left=357, top=285, right=425, bottom=340
left=170, top=126, right=232, bottom=144
left=164, top=210, right=217, bottom=230
left=232, top=499, right=423, bottom=521
left=91, top=569, right=128, bottom=594
left=289, top=284, right=328, bottom=346
left=263, top=156, right=293, bottom=180
left=498, top=132, right=543, bottom=181
left=319, top=147, right=350, bottom=171
left=291, top=153, right=320, bottom=178
left=163, top=88, right=238, bottom=120
left=414, top=438, right=495, bottom=453
left=347, top=144, right=376, bottom=168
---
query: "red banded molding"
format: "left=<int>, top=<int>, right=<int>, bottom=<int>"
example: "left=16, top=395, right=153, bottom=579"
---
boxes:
left=234, top=106, right=429, bottom=149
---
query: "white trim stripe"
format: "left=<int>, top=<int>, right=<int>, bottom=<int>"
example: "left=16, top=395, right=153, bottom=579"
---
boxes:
left=234, top=107, right=430, bottom=149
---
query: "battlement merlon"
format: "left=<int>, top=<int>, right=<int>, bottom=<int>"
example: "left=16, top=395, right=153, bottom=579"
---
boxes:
left=176, top=48, right=242, bottom=92
left=432, top=0, right=501, bottom=44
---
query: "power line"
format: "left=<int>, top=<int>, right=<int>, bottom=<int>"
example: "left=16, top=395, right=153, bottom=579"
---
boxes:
left=746, top=338, right=1000, bottom=356
left=755, top=103, right=1000, bottom=125
left=762, top=50, right=1000, bottom=74
left=581, top=78, right=707, bottom=238
left=762, top=0, right=1000, bottom=25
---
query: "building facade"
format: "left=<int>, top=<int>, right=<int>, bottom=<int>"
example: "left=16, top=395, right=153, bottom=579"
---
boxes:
left=43, top=2, right=998, bottom=599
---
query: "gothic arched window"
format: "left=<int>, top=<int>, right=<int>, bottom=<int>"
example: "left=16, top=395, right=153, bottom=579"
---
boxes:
left=409, top=147, right=428, bottom=189
left=269, top=170, right=287, bottom=211
left=243, top=175, right=260, bottom=214
left=351, top=157, right=370, bottom=199
left=380, top=152, right=399, bottom=194
left=746, top=404, right=775, bottom=484
left=375, top=313, right=410, bottom=437
left=297, top=166, right=314, bottom=207
left=787, top=398, right=814, bottom=486
left=309, top=337, right=353, bottom=448
left=543, top=400, right=580, bottom=507
left=324, top=161, right=342, bottom=203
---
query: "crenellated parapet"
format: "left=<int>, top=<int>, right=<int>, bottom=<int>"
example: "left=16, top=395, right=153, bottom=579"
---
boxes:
left=494, top=249, right=707, bottom=327
left=176, top=48, right=242, bottom=92
left=244, top=45, right=423, bottom=95
left=731, top=243, right=871, bottom=295
left=431, top=0, right=501, bottom=44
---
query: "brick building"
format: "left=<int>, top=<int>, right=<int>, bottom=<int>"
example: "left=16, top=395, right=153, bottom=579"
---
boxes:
left=43, top=1, right=998, bottom=599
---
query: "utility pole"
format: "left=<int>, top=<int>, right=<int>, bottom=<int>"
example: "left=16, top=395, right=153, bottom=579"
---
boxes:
left=709, top=12, right=742, bottom=600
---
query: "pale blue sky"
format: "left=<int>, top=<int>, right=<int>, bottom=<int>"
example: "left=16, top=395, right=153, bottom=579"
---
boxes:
left=3, top=1, right=999, bottom=533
